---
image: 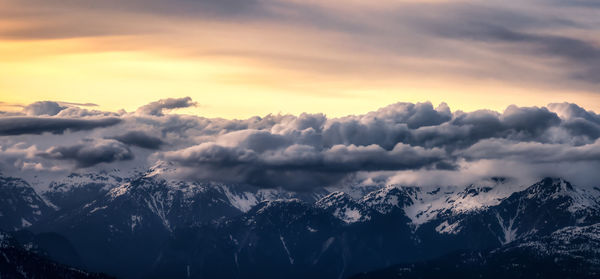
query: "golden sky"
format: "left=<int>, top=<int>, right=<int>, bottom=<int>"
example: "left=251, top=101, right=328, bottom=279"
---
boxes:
left=1, top=0, right=599, bottom=118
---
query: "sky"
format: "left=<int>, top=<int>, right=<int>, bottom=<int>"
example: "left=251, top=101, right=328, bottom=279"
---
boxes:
left=1, top=0, right=600, bottom=191
left=1, top=0, right=600, bottom=118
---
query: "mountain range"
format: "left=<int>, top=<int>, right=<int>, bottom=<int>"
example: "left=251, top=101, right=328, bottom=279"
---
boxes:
left=1, top=167, right=600, bottom=278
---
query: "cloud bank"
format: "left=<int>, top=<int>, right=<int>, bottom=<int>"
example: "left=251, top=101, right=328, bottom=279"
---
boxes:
left=37, top=139, right=134, bottom=168
left=0, top=117, right=122, bottom=136
left=2, top=97, right=600, bottom=189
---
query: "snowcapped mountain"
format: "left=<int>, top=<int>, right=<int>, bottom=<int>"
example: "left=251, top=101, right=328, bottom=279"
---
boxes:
left=315, top=192, right=371, bottom=223
left=485, top=177, right=600, bottom=242
left=360, top=186, right=417, bottom=216
left=0, top=176, right=53, bottom=231
left=41, top=171, right=124, bottom=211
left=150, top=177, right=600, bottom=279
left=96, top=166, right=328, bottom=232
left=24, top=166, right=328, bottom=278
left=2, top=173, right=600, bottom=278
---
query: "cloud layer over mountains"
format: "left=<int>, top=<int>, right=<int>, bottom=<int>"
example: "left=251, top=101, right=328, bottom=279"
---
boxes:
left=2, top=97, right=600, bottom=189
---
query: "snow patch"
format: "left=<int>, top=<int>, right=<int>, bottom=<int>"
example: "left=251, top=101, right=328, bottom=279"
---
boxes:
left=130, top=215, right=143, bottom=232
left=144, top=193, right=171, bottom=231
left=322, top=237, right=335, bottom=253
left=221, top=186, right=259, bottom=213
left=20, top=218, right=31, bottom=228
left=89, top=206, right=107, bottom=214
left=108, top=183, right=130, bottom=199
left=279, top=235, right=294, bottom=265
left=435, top=220, right=461, bottom=235
left=496, top=212, right=518, bottom=244
left=334, top=207, right=364, bottom=224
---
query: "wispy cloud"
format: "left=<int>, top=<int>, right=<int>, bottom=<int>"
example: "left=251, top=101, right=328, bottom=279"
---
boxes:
left=1, top=0, right=599, bottom=118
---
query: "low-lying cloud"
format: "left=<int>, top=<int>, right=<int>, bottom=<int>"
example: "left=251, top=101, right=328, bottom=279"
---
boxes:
left=3, top=97, right=600, bottom=189
left=0, top=117, right=122, bottom=136
left=111, top=131, right=164, bottom=150
left=37, top=139, right=134, bottom=168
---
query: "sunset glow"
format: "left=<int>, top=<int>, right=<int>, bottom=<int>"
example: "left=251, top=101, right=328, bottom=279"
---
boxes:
left=2, top=0, right=599, bottom=118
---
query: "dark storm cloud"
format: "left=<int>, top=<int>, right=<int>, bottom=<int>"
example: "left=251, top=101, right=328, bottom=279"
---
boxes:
left=37, top=139, right=134, bottom=168
left=0, top=117, right=121, bottom=136
left=136, top=97, right=197, bottom=116
left=111, top=131, right=164, bottom=150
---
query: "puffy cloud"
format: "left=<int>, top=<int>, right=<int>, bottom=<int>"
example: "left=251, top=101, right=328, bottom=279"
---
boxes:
left=110, top=131, right=164, bottom=150
left=499, top=105, right=561, bottom=137
left=161, top=141, right=450, bottom=188
left=321, top=102, right=451, bottom=150
left=409, top=105, right=563, bottom=150
left=153, top=101, right=600, bottom=188
left=216, top=130, right=291, bottom=152
left=56, top=107, right=120, bottom=118
left=549, top=102, right=600, bottom=124
left=37, top=139, right=134, bottom=168
left=0, top=117, right=122, bottom=135
left=165, top=142, right=447, bottom=172
left=4, top=97, right=600, bottom=189
left=461, top=139, right=600, bottom=164
left=548, top=102, right=600, bottom=140
left=23, top=101, right=67, bottom=116
left=135, top=97, right=197, bottom=116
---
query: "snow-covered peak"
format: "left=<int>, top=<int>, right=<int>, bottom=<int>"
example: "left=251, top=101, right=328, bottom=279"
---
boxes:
left=316, top=192, right=370, bottom=224
left=253, top=199, right=305, bottom=215
left=517, top=177, right=599, bottom=214
left=315, top=192, right=354, bottom=208
left=0, top=175, right=53, bottom=230
left=143, top=160, right=179, bottom=179
left=43, top=171, right=124, bottom=194
left=360, top=186, right=417, bottom=215
left=218, top=185, right=298, bottom=213
left=525, top=178, right=573, bottom=197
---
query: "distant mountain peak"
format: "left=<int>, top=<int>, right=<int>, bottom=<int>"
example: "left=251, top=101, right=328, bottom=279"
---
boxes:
left=316, top=191, right=370, bottom=223
left=253, top=199, right=305, bottom=213
left=360, top=186, right=417, bottom=215
left=0, top=176, right=52, bottom=231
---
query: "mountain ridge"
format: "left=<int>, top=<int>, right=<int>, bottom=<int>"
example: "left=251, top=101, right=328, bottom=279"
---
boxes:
left=1, top=172, right=600, bottom=278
